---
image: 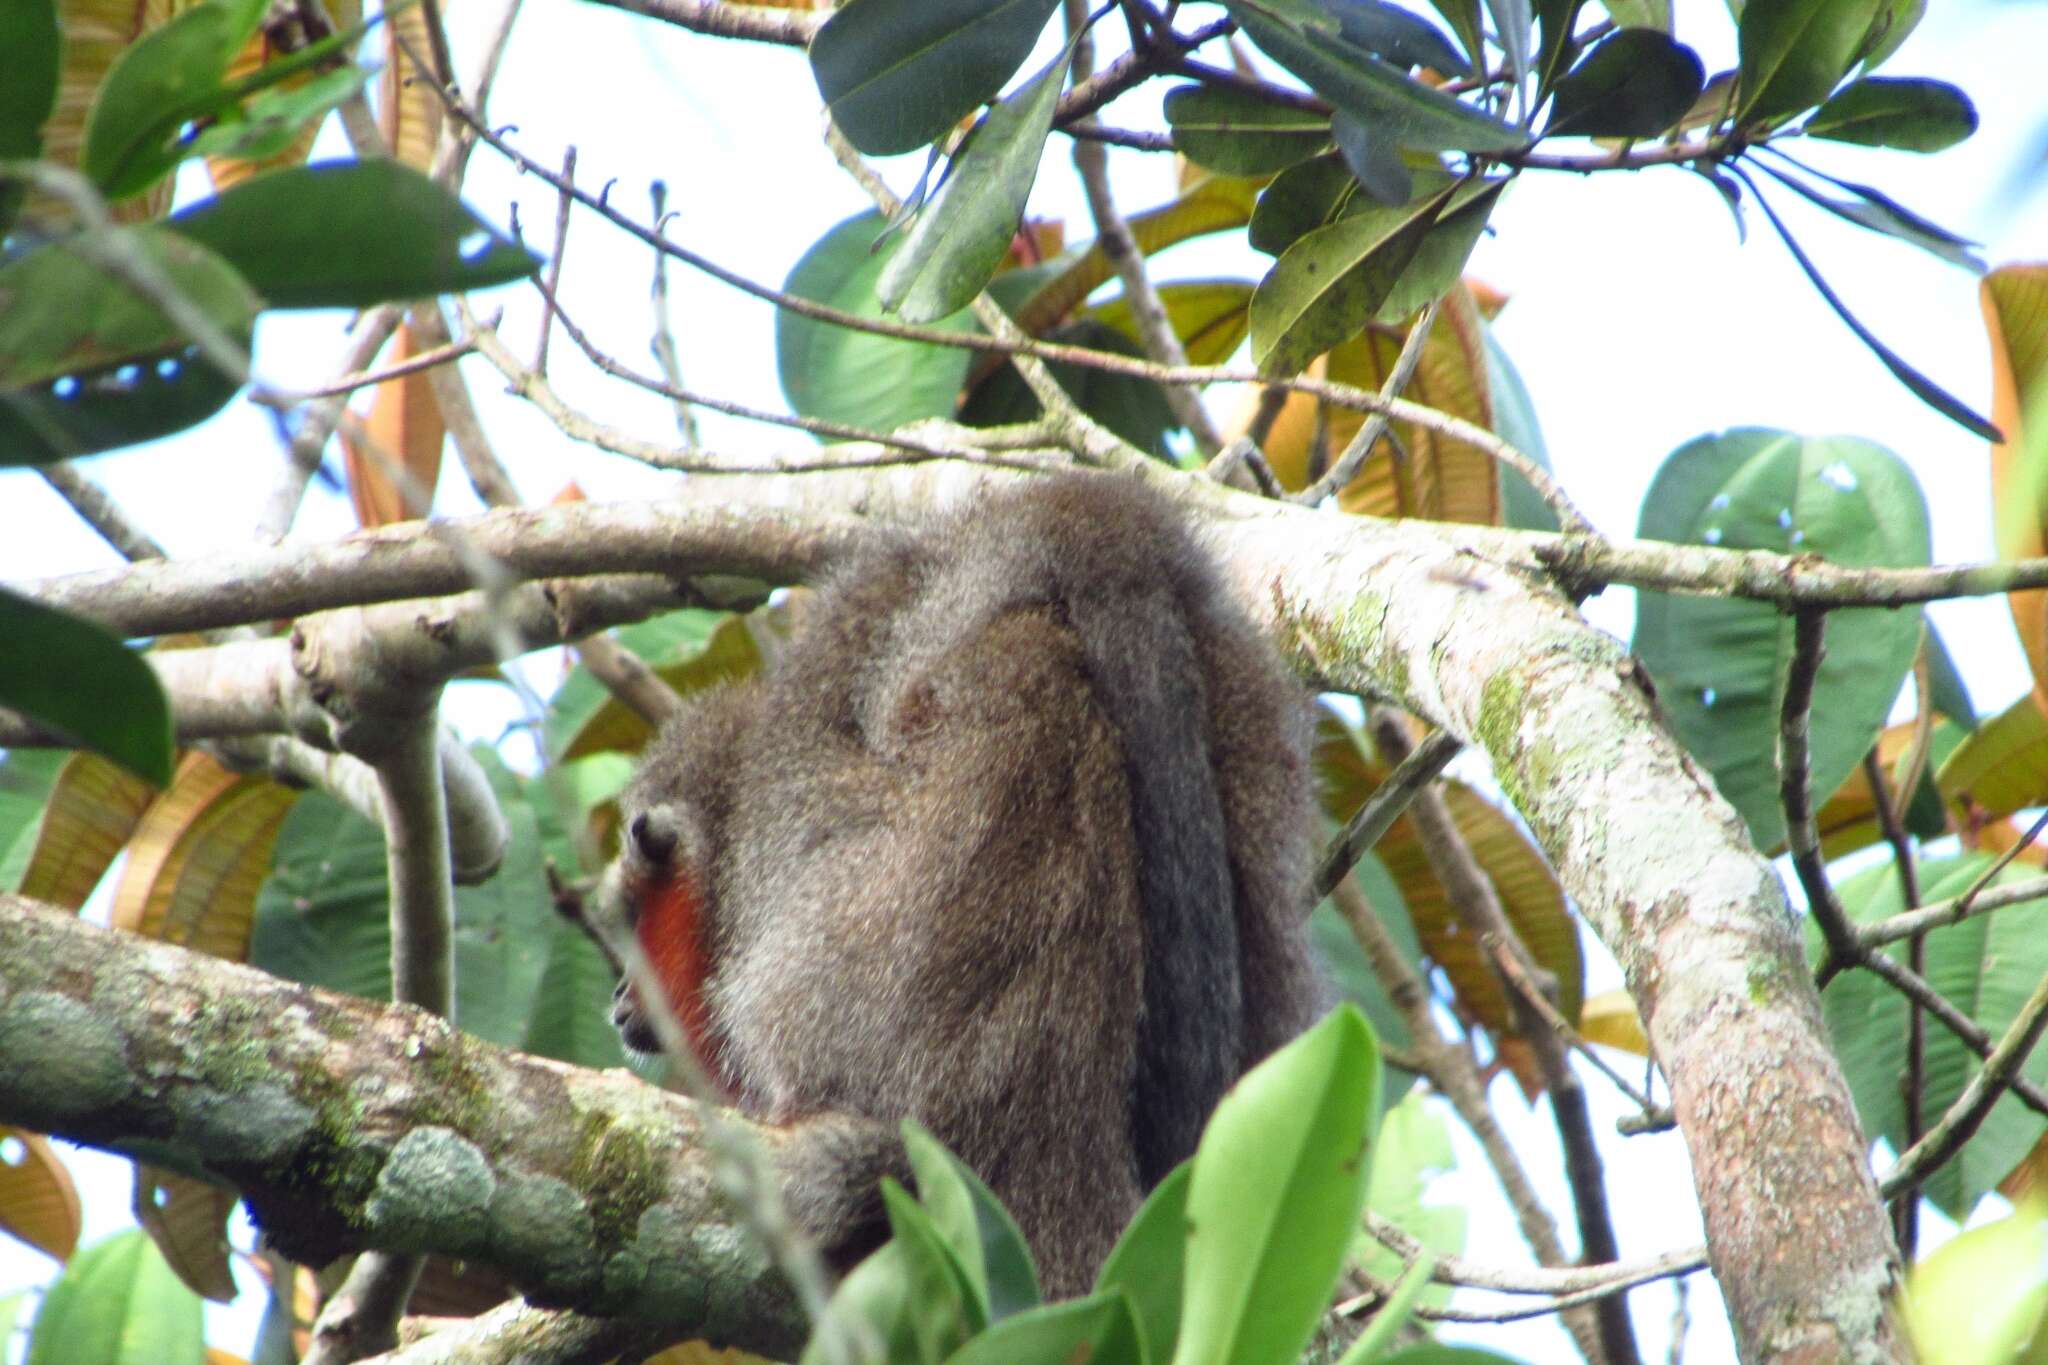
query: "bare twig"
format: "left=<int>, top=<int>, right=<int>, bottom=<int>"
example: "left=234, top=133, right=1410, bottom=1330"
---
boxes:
left=1861, top=746, right=1924, bottom=1253
left=38, top=463, right=166, bottom=561
left=648, top=181, right=702, bottom=448
left=1314, top=727, right=1462, bottom=899
left=1859, top=872, right=2048, bottom=950
left=1784, top=611, right=1860, bottom=979
left=1882, top=967, right=2048, bottom=1199
left=1294, top=301, right=1441, bottom=507
left=533, top=146, right=577, bottom=375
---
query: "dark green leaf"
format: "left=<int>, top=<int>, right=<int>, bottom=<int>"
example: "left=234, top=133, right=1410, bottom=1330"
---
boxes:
left=1248, top=153, right=1356, bottom=256
left=1227, top=2, right=1526, bottom=153
left=0, top=590, right=171, bottom=788
left=777, top=211, right=979, bottom=434
left=1740, top=166, right=1999, bottom=438
left=1805, top=75, right=1975, bottom=151
left=1250, top=183, right=1454, bottom=375
left=1332, top=111, right=1413, bottom=206
left=24, top=1231, right=202, bottom=1365
left=1602, top=0, right=1671, bottom=29
left=184, top=63, right=375, bottom=164
left=960, top=318, right=1176, bottom=457
left=1163, top=84, right=1331, bottom=177
left=1857, top=0, right=1924, bottom=74
left=167, top=160, right=536, bottom=309
left=1630, top=429, right=1930, bottom=849
left=0, top=0, right=60, bottom=235
left=1815, top=856, right=2048, bottom=1217
left=1531, top=0, right=1586, bottom=96
left=0, top=226, right=255, bottom=465
left=80, top=3, right=243, bottom=197
left=1736, top=0, right=1885, bottom=125
left=877, top=46, right=1070, bottom=322
left=810, top=0, right=1062, bottom=156
left=943, top=1293, right=1143, bottom=1365
left=1371, top=175, right=1505, bottom=321
left=1751, top=155, right=1980, bottom=270
left=1486, top=0, right=1532, bottom=89
left=1319, top=0, right=1471, bottom=74
left=1421, top=0, right=1485, bottom=68
left=901, top=1121, right=1041, bottom=1323
left=1176, top=1006, right=1380, bottom=1365
left=1544, top=28, right=1705, bottom=138
left=1093, top=1163, right=1189, bottom=1364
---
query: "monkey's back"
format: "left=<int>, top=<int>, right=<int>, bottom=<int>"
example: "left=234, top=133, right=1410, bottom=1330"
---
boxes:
left=685, top=474, right=1323, bottom=1294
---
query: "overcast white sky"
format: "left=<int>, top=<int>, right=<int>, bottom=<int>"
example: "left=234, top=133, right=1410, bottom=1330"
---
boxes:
left=5, top=0, right=2048, bottom=1359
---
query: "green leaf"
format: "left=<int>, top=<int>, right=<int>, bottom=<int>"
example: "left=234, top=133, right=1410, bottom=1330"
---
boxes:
left=1226, top=2, right=1526, bottom=153
left=167, top=160, right=536, bottom=309
left=546, top=607, right=755, bottom=760
left=1320, top=0, right=1472, bottom=74
left=1485, top=327, right=1559, bottom=534
left=0, top=750, right=69, bottom=891
left=901, top=1121, right=1041, bottom=1323
left=777, top=211, right=977, bottom=434
left=1085, top=280, right=1255, bottom=367
left=184, top=62, right=376, bottom=164
left=0, top=0, right=60, bottom=235
left=1352, top=1092, right=1464, bottom=1311
left=1630, top=429, right=1930, bottom=850
left=1922, top=619, right=1976, bottom=731
left=1094, top=1163, right=1190, bottom=1365
left=0, top=225, right=257, bottom=465
left=1375, top=1347, right=1531, bottom=1364
left=25, top=1230, right=203, bottom=1365
left=1904, top=1205, right=2048, bottom=1365
left=877, top=45, right=1070, bottom=322
left=1750, top=155, right=1981, bottom=271
left=1736, top=0, right=1885, bottom=125
left=1163, top=84, right=1331, bottom=177
left=961, top=317, right=1177, bottom=456
left=803, top=1242, right=921, bottom=1365
left=1815, top=856, right=2048, bottom=1217
left=945, top=1292, right=1144, bottom=1365
left=1332, top=112, right=1413, bottom=206
left=1487, top=0, right=1533, bottom=89
left=80, top=2, right=244, bottom=197
left=1739, top=166, right=1999, bottom=439
left=882, top=1180, right=984, bottom=1357
left=1421, top=0, right=1485, bottom=72
left=1544, top=29, right=1705, bottom=138
left=1173, top=1006, right=1380, bottom=1365
left=1805, top=75, right=1976, bottom=151
left=1532, top=0, right=1586, bottom=97
left=1248, top=154, right=1356, bottom=256
left=810, top=0, right=1062, bottom=156
left=1249, top=177, right=1503, bottom=375
left=1601, top=0, right=1671, bottom=29
left=0, top=590, right=171, bottom=788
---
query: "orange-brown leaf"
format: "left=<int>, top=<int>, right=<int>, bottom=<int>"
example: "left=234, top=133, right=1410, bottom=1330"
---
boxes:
left=16, top=752, right=157, bottom=909
left=0, top=1128, right=82, bottom=1263
left=134, top=1166, right=238, bottom=1302
left=1983, top=264, right=2048, bottom=709
left=341, top=322, right=448, bottom=526
left=32, top=0, right=185, bottom=226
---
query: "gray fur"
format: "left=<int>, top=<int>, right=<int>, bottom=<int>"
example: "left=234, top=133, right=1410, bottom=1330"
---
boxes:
left=608, top=473, right=1325, bottom=1297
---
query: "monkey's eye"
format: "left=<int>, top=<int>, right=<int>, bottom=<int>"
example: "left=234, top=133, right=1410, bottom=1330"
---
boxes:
left=630, top=810, right=679, bottom=866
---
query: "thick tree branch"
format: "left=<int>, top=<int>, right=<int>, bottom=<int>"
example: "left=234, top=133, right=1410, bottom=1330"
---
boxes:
left=0, top=895, right=809, bottom=1358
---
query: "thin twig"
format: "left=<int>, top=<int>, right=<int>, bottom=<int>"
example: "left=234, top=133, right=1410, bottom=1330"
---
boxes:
left=1783, top=611, right=1860, bottom=979
left=1859, top=872, right=2048, bottom=950
left=38, top=463, right=166, bottom=561
left=1314, top=728, right=1462, bottom=899
left=1862, top=746, right=1924, bottom=1253
left=1294, top=301, right=1441, bottom=507
left=532, top=146, right=577, bottom=375
left=648, top=181, right=702, bottom=448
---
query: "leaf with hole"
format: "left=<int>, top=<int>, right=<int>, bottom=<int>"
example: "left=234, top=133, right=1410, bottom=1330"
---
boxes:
left=810, top=0, right=1061, bottom=156
left=877, top=45, right=1071, bottom=322
left=1544, top=28, right=1704, bottom=138
left=1163, top=84, right=1330, bottom=177
left=167, top=160, right=536, bottom=309
left=1631, top=429, right=1930, bottom=850
left=1806, top=75, right=1976, bottom=151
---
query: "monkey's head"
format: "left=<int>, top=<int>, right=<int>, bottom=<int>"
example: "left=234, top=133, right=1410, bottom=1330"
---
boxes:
left=600, top=685, right=758, bottom=1091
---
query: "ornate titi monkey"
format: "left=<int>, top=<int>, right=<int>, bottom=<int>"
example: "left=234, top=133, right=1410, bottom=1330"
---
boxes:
left=600, top=473, right=1325, bottom=1296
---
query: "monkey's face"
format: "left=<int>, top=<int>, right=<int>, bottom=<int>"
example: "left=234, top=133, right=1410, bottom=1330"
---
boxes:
left=605, top=806, right=731, bottom=1094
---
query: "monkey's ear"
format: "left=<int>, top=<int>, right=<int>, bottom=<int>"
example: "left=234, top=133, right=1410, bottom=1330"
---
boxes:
left=628, top=806, right=682, bottom=868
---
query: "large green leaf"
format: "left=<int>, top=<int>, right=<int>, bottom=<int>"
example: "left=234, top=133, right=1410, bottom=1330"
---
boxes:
left=1805, top=75, right=1976, bottom=151
left=0, top=590, right=171, bottom=787
left=877, top=45, right=1070, bottom=322
left=1163, top=84, right=1330, bottom=177
left=777, top=212, right=981, bottom=435
left=1903, top=1206, right=2048, bottom=1365
left=1814, top=856, right=2048, bottom=1218
left=167, top=160, right=536, bottom=309
left=945, top=1293, right=1143, bottom=1365
left=1735, top=0, right=1885, bottom=125
left=0, top=0, right=60, bottom=235
left=0, top=226, right=257, bottom=465
left=1544, top=28, right=1705, bottom=138
left=1248, top=154, right=1356, bottom=256
left=810, top=0, right=1062, bottom=156
left=25, top=1230, right=203, bottom=1365
left=881, top=1180, right=984, bottom=1357
left=1226, top=1, right=1525, bottom=153
left=960, top=317, right=1175, bottom=456
left=1093, top=1163, right=1189, bottom=1365
left=1249, top=177, right=1502, bottom=375
left=1631, top=430, right=1930, bottom=850
left=1331, top=112, right=1413, bottom=206
left=1321, top=0, right=1471, bottom=75
left=901, top=1121, right=1041, bottom=1324
left=1354, top=1092, right=1464, bottom=1311
left=185, top=62, right=375, bottom=164
left=1173, top=1006, right=1379, bottom=1365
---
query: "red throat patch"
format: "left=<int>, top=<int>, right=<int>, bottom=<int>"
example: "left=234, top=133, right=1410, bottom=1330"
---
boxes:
left=635, top=871, right=733, bottom=1097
